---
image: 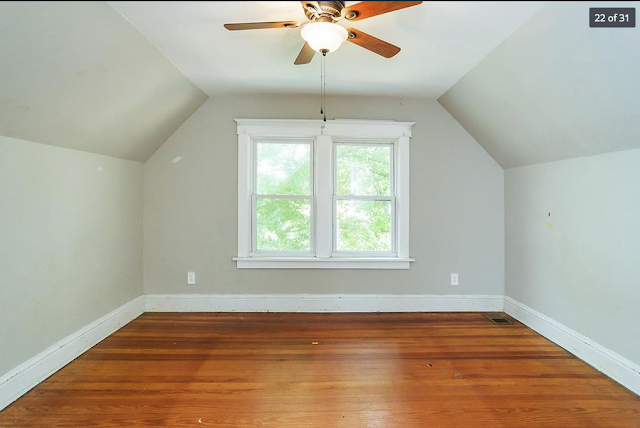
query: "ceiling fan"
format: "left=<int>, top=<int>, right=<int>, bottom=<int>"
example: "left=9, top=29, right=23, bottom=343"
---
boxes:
left=224, top=1, right=423, bottom=65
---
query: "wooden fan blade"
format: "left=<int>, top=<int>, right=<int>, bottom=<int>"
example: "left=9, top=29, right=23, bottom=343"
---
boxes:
left=346, top=27, right=400, bottom=58
left=344, top=1, right=423, bottom=22
left=294, top=42, right=316, bottom=65
left=224, top=21, right=300, bottom=31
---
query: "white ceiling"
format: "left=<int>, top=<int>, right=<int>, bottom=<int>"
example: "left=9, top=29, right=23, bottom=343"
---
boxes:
left=109, top=1, right=546, bottom=99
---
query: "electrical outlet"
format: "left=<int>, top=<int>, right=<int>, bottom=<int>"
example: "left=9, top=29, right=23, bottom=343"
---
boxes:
left=187, top=271, right=196, bottom=285
left=451, top=273, right=459, bottom=286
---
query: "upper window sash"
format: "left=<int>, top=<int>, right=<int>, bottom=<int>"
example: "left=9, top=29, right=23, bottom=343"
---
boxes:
left=333, top=141, right=395, bottom=196
left=252, top=138, right=314, bottom=197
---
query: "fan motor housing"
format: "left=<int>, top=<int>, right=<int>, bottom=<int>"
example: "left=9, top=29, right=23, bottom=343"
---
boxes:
left=304, top=1, right=346, bottom=21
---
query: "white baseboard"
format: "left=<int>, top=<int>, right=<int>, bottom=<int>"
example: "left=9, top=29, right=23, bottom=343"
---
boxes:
left=0, top=296, right=144, bottom=411
left=504, top=296, right=640, bottom=396
left=144, top=294, right=504, bottom=313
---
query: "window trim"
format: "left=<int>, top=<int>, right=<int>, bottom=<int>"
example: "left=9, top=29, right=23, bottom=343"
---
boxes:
left=235, top=119, right=414, bottom=269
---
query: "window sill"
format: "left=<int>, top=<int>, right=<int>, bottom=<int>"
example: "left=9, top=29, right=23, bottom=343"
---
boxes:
left=233, top=257, right=414, bottom=270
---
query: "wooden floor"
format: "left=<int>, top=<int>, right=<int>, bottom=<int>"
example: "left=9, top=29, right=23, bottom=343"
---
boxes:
left=1, top=313, right=639, bottom=427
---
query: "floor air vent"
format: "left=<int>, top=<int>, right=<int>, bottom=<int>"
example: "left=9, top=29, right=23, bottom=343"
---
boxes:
left=484, top=313, right=513, bottom=325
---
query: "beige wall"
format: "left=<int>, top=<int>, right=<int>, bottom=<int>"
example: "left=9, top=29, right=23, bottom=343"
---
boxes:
left=0, top=136, right=143, bottom=375
left=144, top=95, right=504, bottom=295
left=506, top=148, right=640, bottom=366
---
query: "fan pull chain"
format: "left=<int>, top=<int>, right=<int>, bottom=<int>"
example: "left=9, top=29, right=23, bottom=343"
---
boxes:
left=320, top=52, right=327, bottom=122
left=323, top=53, right=326, bottom=122
left=319, top=54, right=323, bottom=117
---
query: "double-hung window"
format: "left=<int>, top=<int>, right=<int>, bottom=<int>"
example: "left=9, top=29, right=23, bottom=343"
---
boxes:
left=235, top=119, right=413, bottom=269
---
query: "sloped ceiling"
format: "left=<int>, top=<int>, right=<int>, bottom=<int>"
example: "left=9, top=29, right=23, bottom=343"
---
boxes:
left=439, top=1, right=640, bottom=169
left=0, top=1, right=208, bottom=162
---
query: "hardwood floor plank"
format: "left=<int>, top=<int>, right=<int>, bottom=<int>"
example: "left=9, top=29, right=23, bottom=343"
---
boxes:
left=1, top=312, right=639, bottom=427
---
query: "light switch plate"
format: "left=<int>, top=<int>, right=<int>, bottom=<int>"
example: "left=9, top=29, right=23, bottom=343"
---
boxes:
left=187, top=271, right=196, bottom=285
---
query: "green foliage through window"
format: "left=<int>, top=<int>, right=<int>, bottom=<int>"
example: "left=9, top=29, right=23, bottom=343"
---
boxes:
left=253, top=141, right=394, bottom=253
left=256, top=198, right=311, bottom=251
left=336, top=145, right=391, bottom=196
left=255, top=142, right=312, bottom=252
left=257, top=143, right=310, bottom=195
left=336, top=144, right=393, bottom=252
left=336, top=200, right=392, bottom=252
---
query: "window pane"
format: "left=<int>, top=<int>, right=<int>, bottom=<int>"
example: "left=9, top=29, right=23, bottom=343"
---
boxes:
left=256, top=143, right=310, bottom=195
left=336, top=200, right=392, bottom=252
left=256, top=198, right=311, bottom=251
left=336, top=145, right=391, bottom=196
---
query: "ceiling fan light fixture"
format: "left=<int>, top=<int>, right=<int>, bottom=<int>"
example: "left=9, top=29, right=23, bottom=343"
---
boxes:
left=301, top=22, right=348, bottom=54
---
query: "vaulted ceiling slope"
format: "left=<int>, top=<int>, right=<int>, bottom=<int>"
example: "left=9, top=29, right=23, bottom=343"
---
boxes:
left=0, top=1, right=208, bottom=162
left=439, top=1, right=640, bottom=169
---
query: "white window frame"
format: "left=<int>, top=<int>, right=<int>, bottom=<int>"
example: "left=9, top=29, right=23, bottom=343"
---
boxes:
left=234, top=119, right=414, bottom=269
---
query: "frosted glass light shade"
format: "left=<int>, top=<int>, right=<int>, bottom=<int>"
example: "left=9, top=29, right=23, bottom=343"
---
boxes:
left=301, top=22, right=348, bottom=53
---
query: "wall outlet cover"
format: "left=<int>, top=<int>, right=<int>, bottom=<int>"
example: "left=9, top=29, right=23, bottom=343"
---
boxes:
left=451, top=273, right=459, bottom=286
